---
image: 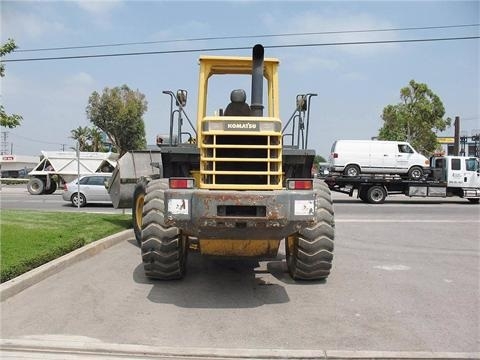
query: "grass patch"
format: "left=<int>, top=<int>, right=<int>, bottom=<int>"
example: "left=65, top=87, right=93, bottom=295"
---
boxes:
left=0, top=210, right=131, bottom=282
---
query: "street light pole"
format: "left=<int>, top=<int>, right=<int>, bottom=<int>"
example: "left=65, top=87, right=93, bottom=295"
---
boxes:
left=76, top=142, right=80, bottom=209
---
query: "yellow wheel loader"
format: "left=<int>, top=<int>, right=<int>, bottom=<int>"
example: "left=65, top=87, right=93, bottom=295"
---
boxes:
left=109, top=44, right=335, bottom=280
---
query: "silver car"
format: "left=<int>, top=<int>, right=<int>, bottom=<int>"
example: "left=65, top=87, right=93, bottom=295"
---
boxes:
left=62, top=174, right=112, bottom=207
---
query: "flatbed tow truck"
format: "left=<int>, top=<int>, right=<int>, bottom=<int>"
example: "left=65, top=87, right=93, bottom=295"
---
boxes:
left=324, top=155, right=480, bottom=204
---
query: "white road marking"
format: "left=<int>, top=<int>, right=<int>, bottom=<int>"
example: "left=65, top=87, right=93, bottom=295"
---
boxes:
left=336, top=219, right=479, bottom=223
left=374, top=265, right=411, bottom=271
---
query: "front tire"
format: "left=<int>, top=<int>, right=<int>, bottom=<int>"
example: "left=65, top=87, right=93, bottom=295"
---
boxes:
left=286, top=180, right=335, bottom=280
left=141, top=179, right=187, bottom=280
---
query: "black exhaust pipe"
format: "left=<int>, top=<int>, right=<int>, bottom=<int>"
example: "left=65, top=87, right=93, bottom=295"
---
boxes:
left=251, top=44, right=264, bottom=117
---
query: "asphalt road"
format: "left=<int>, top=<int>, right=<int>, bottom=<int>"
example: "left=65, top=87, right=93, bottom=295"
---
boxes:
left=0, top=184, right=128, bottom=214
left=1, top=185, right=479, bottom=357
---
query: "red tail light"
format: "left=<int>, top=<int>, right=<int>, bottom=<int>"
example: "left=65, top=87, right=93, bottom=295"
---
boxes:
left=169, top=178, right=194, bottom=189
left=332, top=153, right=338, bottom=159
left=287, top=179, right=313, bottom=190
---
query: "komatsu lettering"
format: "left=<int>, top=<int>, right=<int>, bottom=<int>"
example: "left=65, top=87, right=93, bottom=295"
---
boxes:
left=225, top=122, right=258, bottom=130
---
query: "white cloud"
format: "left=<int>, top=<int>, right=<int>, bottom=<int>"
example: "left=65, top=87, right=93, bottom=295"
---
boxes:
left=75, top=0, right=122, bottom=15
left=263, top=10, right=399, bottom=56
left=340, top=71, right=368, bottom=82
left=146, top=20, right=211, bottom=49
left=73, top=0, right=122, bottom=29
left=2, top=10, right=66, bottom=40
left=65, top=72, right=95, bottom=87
left=279, top=51, right=341, bottom=75
left=2, top=71, right=98, bottom=155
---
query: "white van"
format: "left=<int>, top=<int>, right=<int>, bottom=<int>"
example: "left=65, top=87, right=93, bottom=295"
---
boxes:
left=329, top=140, right=430, bottom=179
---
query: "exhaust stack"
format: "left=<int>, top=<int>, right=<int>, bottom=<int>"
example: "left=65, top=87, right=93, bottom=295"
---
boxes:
left=251, top=44, right=264, bottom=117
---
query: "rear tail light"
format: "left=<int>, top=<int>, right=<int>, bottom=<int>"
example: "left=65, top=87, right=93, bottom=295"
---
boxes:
left=169, top=178, right=195, bottom=189
left=63, top=184, right=67, bottom=191
left=332, top=153, right=339, bottom=159
left=287, top=179, right=313, bottom=190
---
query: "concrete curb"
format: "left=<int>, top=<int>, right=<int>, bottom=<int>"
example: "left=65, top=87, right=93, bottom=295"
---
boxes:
left=0, top=229, right=133, bottom=302
left=0, top=339, right=478, bottom=359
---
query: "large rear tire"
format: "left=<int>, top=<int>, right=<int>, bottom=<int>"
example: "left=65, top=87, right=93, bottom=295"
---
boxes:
left=286, top=180, right=335, bottom=280
left=141, top=179, right=187, bottom=280
left=27, top=178, right=45, bottom=195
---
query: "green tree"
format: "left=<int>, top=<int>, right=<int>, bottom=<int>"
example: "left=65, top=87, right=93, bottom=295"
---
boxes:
left=89, top=127, right=107, bottom=152
left=1, top=39, right=22, bottom=129
left=378, top=80, right=451, bottom=155
left=86, top=85, right=147, bottom=156
left=70, top=126, right=91, bottom=151
left=70, top=126, right=109, bottom=152
left=314, top=155, right=326, bottom=165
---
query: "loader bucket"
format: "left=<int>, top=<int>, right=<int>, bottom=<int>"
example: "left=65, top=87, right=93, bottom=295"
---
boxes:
left=108, top=150, right=163, bottom=208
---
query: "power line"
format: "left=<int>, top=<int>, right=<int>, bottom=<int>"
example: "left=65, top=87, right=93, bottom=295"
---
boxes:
left=14, top=23, right=480, bottom=53
left=9, top=132, right=69, bottom=146
left=3, top=36, right=479, bottom=63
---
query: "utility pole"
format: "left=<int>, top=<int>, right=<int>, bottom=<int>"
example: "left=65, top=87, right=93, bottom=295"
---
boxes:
left=453, top=116, right=460, bottom=156
left=0, top=131, right=8, bottom=155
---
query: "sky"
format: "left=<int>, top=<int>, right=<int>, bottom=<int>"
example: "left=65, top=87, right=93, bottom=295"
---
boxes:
left=1, top=0, right=479, bottom=159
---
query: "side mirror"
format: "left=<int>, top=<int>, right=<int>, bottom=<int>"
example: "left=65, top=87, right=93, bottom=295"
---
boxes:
left=296, top=94, right=307, bottom=111
left=176, top=90, right=187, bottom=107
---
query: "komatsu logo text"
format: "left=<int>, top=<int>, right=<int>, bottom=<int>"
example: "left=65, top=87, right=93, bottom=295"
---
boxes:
left=224, top=122, right=259, bottom=131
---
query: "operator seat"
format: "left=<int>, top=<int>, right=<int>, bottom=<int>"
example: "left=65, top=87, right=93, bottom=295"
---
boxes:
left=224, top=89, right=251, bottom=116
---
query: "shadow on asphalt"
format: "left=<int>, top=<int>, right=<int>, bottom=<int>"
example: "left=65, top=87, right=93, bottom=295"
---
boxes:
left=130, top=238, right=330, bottom=308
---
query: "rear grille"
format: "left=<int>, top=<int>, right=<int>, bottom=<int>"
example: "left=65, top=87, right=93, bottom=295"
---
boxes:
left=200, top=133, right=282, bottom=189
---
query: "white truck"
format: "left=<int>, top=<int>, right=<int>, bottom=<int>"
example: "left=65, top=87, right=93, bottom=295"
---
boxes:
left=325, top=155, right=480, bottom=204
left=27, top=151, right=117, bottom=195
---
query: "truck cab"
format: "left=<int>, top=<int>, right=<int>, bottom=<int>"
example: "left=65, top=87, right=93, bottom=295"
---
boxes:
left=431, top=156, right=480, bottom=189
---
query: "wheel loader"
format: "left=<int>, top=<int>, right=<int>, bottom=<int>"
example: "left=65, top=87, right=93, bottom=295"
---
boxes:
left=108, top=44, right=335, bottom=280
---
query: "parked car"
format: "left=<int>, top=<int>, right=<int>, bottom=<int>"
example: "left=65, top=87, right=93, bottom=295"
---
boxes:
left=62, top=174, right=112, bottom=207
left=328, top=140, right=430, bottom=179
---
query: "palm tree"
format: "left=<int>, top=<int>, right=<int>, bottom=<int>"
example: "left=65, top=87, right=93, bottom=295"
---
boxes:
left=89, top=127, right=106, bottom=152
left=70, top=126, right=90, bottom=151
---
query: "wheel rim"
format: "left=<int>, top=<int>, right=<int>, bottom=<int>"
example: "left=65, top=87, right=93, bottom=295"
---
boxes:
left=73, top=194, right=84, bottom=206
left=30, top=180, right=41, bottom=191
left=135, top=194, right=145, bottom=230
left=411, top=169, right=421, bottom=179
left=347, top=167, right=358, bottom=176
left=371, top=189, right=384, bottom=202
